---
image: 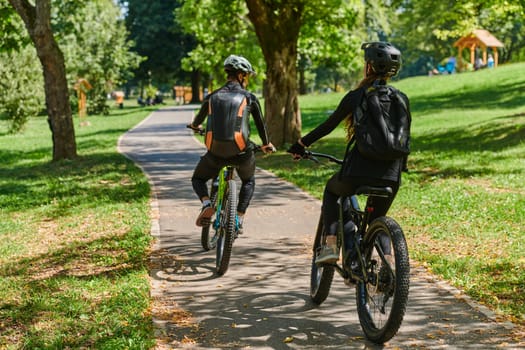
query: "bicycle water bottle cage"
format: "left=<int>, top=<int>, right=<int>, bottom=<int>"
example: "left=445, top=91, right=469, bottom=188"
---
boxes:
left=355, top=186, right=393, bottom=198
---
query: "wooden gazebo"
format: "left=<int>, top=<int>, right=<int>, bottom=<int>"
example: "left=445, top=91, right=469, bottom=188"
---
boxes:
left=453, top=29, right=504, bottom=69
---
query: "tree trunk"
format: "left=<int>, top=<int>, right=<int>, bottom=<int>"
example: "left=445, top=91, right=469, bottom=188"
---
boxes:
left=298, top=67, right=307, bottom=95
left=263, top=51, right=302, bottom=146
left=190, top=69, right=201, bottom=103
left=245, top=0, right=303, bottom=147
left=8, top=0, right=77, bottom=161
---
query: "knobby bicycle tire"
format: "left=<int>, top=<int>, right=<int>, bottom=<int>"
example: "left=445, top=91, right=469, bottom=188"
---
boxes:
left=201, top=188, right=218, bottom=251
left=216, top=180, right=237, bottom=276
left=310, top=214, right=335, bottom=304
left=356, top=216, right=410, bottom=344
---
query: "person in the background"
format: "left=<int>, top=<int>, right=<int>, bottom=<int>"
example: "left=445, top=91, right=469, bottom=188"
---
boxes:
left=487, top=54, right=495, bottom=68
left=446, top=56, right=456, bottom=74
left=474, top=57, right=484, bottom=71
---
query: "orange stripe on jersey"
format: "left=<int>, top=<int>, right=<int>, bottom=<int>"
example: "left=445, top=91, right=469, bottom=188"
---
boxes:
left=234, top=131, right=246, bottom=150
left=237, top=98, right=247, bottom=117
left=205, top=131, right=213, bottom=150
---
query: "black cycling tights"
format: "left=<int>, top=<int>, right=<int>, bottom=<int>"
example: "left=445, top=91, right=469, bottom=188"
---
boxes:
left=191, top=151, right=256, bottom=214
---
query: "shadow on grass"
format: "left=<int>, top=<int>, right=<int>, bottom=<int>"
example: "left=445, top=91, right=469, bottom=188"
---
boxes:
left=0, top=151, right=149, bottom=214
left=414, top=113, right=525, bottom=153
left=411, top=80, right=525, bottom=115
left=0, top=230, right=154, bottom=348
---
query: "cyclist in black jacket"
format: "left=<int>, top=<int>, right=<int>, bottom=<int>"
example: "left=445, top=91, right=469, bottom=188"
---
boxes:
left=188, top=55, right=274, bottom=231
left=288, top=42, right=411, bottom=264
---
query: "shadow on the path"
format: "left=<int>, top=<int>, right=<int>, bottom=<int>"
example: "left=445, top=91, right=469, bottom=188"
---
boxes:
left=150, top=235, right=517, bottom=349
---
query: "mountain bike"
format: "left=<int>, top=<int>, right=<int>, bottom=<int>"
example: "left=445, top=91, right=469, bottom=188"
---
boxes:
left=200, top=144, right=274, bottom=276
left=200, top=162, right=239, bottom=276
left=304, top=151, right=410, bottom=344
left=188, top=125, right=274, bottom=275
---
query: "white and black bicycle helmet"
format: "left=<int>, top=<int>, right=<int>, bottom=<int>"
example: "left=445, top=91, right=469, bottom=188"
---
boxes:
left=362, top=42, right=401, bottom=77
left=224, top=55, right=255, bottom=75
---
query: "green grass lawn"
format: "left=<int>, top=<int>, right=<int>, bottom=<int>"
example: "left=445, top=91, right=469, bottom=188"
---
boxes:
left=0, top=62, right=524, bottom=348
left=0, top=104, right=158, bottom=349
left=258, top=62, right=525, bottom=327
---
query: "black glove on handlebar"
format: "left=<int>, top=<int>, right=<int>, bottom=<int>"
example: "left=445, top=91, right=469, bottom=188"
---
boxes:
left=287, top=142, right=306, bottom=158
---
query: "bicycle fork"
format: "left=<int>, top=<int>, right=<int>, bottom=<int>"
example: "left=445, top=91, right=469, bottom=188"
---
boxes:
left=213, top=168, right=228, bottom=231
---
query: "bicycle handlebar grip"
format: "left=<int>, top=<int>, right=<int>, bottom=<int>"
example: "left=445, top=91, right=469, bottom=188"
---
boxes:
left=187, top=124, right=204, bottom=135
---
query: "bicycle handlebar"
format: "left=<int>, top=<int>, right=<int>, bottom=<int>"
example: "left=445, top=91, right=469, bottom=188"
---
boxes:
left=187, top=124, right=205, bottom=135
left=303, top=150, right=343, bottom=165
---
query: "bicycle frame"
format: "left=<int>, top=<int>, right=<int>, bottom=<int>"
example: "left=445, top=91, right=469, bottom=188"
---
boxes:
left=189, top=124, right=273, bottom=276
left=335, top=190, right=392, bottom=284
left=212, top=166, right=234, bottom=231
left=305, top=151, right=393, bottom=282
left=305, top=150, right=410, bottom=344
left=334, top=195, right=366, bottom=283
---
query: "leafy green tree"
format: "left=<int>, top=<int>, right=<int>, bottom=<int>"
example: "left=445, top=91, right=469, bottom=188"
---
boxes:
left=0, top=45, right=44, bottom=133
left=56, top=0, right=142, bottom=114
left=176, top=0, right=263, bottom=97
left=476, top=2, right=525, bottom=63
left=7, top=0, right=77, bottom=160
left=391, top=0, right=525, bottom=77
left=1, top=0, right=140, bottom=136
left=298, top=0, right=364, bottom=93
left=244, top=0, right=306, bottom=146
left=178, top=0, right=366, bottom=146
left=0, top=1, right=44, bottom=133
left=122, top=0, right=195, bottom=97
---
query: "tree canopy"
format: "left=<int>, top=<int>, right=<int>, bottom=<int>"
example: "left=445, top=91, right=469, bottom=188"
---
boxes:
left=178, top=0, right=372, bottom=146
left=1, top=0, right=142, bottom=160
left=121, top=0, right=195, bottom=94
left=1, top=0, right=524, bottom=154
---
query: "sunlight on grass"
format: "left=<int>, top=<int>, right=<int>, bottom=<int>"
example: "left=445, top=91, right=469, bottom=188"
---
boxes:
left=259, top=62, right=525, bottom=325
left=1, top=62, right=524, bottom=347
left=0, top=105, right=157, bottom=348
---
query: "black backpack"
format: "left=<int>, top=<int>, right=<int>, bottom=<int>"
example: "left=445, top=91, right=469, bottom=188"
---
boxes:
left=352, top=82, right=411, bottom=160
left=205, top=91, right=251, bottom=158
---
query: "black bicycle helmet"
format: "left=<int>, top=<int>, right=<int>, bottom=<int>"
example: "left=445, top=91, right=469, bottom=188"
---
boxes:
left=361, top=42, right=401, bottom=77
left=224, top=55, right=255, bottom=75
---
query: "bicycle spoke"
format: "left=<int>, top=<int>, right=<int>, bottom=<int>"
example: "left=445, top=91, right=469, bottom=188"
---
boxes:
left=356, top=217, right=409, bottom=344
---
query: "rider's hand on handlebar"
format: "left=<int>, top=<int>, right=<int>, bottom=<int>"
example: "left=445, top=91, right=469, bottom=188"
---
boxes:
left=186, top=123, right=203, bottom=134
left=287, top=141, right=306, bottom=160
left=261, top=143, right=276, bottom=154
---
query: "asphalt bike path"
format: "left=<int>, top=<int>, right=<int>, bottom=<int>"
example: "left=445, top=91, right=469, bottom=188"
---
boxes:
left=118, top=106, right=521, bottom=349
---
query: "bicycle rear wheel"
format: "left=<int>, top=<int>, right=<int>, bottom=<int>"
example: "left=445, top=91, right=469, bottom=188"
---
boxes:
left=310, top=214, right=335, bottom=305
left=216, top=180, right=237, bottom=276
left=201, top=187, right=217, bottom=251
left=356, top=216, right=410, bottom=344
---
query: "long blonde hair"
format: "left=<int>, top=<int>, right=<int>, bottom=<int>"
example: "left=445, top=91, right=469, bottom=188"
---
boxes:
left=344, top=72, right=388, bottom=141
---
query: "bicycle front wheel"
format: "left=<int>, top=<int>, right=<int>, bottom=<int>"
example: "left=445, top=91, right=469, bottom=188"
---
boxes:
left=310, top=214, right=334, bottom=305
left=216, top=180, right=237, bottom=276
left=356, top=216, right=410, bottom=344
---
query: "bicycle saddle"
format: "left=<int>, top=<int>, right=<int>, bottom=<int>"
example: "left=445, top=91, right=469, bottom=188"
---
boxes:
left=355, top=186, right=393, bottom=197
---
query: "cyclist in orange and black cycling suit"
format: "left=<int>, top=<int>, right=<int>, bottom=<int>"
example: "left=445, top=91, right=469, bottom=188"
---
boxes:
left=188, top=55, right=274, bottom=233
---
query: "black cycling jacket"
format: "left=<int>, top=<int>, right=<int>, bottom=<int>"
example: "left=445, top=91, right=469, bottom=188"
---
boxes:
left=192, top=81, right=270, bottom=147
left=300, top=85, right=404, bottom=183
